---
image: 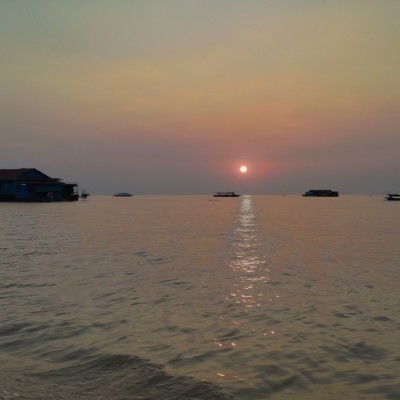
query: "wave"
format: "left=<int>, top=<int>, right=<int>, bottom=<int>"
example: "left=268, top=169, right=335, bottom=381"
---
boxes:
left=8, top=353, right=235, bottom=400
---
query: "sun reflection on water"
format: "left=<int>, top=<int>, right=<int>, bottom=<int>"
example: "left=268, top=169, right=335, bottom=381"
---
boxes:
left=215, top=196, right=280, bottom=383
left=227, top=195, right=270, bottom=308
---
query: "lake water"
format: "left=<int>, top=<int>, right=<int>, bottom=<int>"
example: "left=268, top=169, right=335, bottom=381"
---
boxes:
left=1, top=195, right=399, bottom=400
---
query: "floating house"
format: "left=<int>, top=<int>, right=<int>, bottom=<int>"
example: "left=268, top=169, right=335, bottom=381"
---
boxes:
left=0, top=168, right=79, bottom=202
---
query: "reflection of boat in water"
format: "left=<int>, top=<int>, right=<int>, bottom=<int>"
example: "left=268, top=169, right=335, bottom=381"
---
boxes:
left=113, top=192, right=133, bottom=197
left=303, top=189, right=339, bottom=197
left=213, top=192, right=240, bottom=198
left=386, top=193, right=400, bottom=201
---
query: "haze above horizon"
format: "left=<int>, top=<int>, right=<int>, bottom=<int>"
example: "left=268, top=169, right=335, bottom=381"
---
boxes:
left=1, top=1, right=399, bottom=195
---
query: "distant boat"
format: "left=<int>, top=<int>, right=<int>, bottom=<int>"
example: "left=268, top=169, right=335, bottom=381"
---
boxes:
left=80, top=190, right=90, bottom=199
left=113, top=192, right=133, bottom=197
left=303, top=189, right=339, bottom=197
left=386, top=193, right=400, bottom=201
left=213, top=192, right=240, bottom=198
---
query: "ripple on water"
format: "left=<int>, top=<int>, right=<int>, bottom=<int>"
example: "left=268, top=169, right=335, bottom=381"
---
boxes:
left=23, top=353, right=235, bottom=400
left=321, top=340, right=388, bottom=362
left=1, top=196, right=400, bottom=400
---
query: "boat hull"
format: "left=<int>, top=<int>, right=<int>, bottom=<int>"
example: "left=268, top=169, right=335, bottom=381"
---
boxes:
left=303, top=190, right=339, bottom=197
left=386, top=194, right=400, bottom=201
left=213, top=194, right=240, bottom=198
left=113, top=193, right=133, bottom=197
left=213, top=192, right=240, bottom=197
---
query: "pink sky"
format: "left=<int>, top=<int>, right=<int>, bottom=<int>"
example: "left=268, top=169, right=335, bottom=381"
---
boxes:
left=1, top=1, right=399, bottom=194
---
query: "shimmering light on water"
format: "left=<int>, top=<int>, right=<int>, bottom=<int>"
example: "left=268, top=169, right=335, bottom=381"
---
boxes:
left=228, top=195, right=270, bottom=309
left=1, top=195, right=400, bottom=400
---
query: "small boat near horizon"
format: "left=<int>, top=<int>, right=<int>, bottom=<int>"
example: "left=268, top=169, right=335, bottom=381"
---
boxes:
left=80, top=190, right=90, bottom=199
left=213, top=192, right=240, bottom=198
left=303, top=189, right=339, bottom=197
left=386, top=193, right=400, bottom=201
left=113, top=192, right=134, bottom=197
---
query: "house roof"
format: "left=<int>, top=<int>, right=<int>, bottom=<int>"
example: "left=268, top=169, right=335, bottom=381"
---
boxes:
left=0, top=168, right=57, bottom=181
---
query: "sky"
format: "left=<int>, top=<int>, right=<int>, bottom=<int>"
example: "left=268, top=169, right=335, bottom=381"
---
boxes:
left=1, top=0, right=399, bottom=195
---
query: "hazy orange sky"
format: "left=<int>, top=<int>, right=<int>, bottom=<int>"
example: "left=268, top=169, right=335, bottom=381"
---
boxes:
left=1, top=1, right=399, bottom=194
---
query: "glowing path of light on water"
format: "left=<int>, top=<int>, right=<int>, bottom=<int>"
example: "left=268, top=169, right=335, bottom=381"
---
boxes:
left=215, top=195, right=278, bottom=383
left=228, top=195, right=272, bottom=308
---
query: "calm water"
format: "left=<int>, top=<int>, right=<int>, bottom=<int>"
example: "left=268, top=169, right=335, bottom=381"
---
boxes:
left=1, top=195, right=399, bottom=400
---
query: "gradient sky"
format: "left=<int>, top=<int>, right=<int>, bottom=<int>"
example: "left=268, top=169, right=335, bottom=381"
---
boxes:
left=1, top=1, right=399, bottom=194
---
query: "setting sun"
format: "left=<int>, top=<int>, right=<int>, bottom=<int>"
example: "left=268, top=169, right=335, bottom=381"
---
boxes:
left=240, top=165, right=248, bottom=173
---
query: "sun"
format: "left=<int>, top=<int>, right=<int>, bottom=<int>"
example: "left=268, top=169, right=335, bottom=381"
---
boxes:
left=240, top=165, right=248, bottom=173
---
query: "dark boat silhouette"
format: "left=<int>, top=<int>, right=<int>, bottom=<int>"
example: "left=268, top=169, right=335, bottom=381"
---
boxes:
left=213, top=192, right=240, bottom=198
left=386, top=193, right=400, bottom=201
left=303, top=189, right=339, bottom=197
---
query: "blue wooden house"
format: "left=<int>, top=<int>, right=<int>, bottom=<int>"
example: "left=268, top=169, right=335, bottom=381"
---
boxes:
left=0, top=168, right=79, bottom=201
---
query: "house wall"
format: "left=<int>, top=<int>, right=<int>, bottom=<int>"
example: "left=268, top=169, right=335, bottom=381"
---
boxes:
left=0, top=181, right=68, bottom=201
left=0, top=169, right=78, bottom=201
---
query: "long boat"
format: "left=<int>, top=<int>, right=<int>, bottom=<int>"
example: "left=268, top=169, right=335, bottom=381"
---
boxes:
left=303, top=189, right=339, bottom=197
left=113, top=192, right=133, bottom=197
left=386, top=193, right=400, bottom=201
left=213, top=192, right=240, bottom=197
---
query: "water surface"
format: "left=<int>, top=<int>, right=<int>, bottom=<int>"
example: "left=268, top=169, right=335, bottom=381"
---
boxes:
left=1, top=195, right=399, bottom=399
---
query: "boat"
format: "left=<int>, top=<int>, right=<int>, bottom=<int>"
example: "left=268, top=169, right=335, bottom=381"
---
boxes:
left=113, top=192, right=133, bottom=197
left=386, top=193, right=400, bottom=201
left=303, top=189, right=339, bottom=197
left=80, top=190, right=90, bottom=199
left=213, top=192, right=240, bottom=197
